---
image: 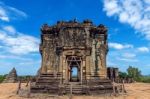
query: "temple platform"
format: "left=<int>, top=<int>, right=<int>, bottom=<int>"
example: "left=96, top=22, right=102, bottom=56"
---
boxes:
left=30, top=73, right=113, bottom=95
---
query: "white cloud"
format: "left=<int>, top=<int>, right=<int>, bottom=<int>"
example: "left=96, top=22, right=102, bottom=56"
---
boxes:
left=0, top=6, right=9, bottom=21
left=0, top=1, right=40, bottom=75
left=117, top=57, right=138, bottom=62
left=3, top=25, right=16, bottom=34
left=6, top=34, right=39, bottom=55
left=108, top=42, right=133, bottom=50
left=0, top=26, right=39, bottom=55
left=122, top=53, right=136, bottom=58
left=0, top=1, right=27, bottom=22
left=8, top=7, right=27, bottom=18
left=103, top=0, right=150, bottom=40
left=144, top=0, right=150, bottom=4
left=137, top=47, right=149, bottom=52
left=107, top=60, right=117, bottom=66
left=119, top=12, right=129, bottom=23
left=103, top=0, right=121, bottom=16
left=0, top=54, right=33, bottom=61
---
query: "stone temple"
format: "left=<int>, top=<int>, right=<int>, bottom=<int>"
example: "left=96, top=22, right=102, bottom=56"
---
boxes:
left=31, top=19, right=113, bottom=95
left=3, top=68, right=18, bottom=83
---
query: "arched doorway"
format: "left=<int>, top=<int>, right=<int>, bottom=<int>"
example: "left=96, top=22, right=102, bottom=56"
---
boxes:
left=67, top=56, right=81, bottom=82
left=70, top=66, right=79, bottom=82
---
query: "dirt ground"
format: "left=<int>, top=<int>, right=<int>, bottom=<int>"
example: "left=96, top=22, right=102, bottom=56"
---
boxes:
left=0, top=83, right=149, bottom=99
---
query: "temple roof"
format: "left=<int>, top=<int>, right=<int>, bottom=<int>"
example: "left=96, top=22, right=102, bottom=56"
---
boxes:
left=40, top=19, right=107, bottom=35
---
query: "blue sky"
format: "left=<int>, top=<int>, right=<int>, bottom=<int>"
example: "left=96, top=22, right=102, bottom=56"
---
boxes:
left=0, top=0, right=150, bottom=75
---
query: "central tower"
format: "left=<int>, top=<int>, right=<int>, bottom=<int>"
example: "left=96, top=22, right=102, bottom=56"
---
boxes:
left=31, top=20, right=112, bottom=94
left=40, top=20, right=108, bottom=82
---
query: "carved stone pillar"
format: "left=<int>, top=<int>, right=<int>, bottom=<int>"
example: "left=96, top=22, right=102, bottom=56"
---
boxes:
left=85, top=56, right=91, bottom=80
left=62, top=54, right=65, bottom=83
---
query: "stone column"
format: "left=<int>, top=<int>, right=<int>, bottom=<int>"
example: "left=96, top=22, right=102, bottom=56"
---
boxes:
left=62, top=54, right=66, bottom=83
left=98, top=50, right=107, bottom=78
left=65, top=56, right=68, bottom=83
left=41, top=50, right=47, bottom=74
left=80, top=59, right=83, bottom=84
left=86, top=56, right=91, bottom=80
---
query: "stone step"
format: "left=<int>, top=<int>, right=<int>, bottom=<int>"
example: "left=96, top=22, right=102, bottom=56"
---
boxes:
left=31, top=88, right=59, bottom=94
left=37, top=77, right=61, bottom=79
left=39, top=76, right=62, bottom=78
left=40, top=74, right=62, bottom=77
left=30, top=85, right=60, bottom=94
left=36, top=82, right=60, bottom=86
left=64, top=85, right=83, bottom=94
left=31, top=75, right=114, bottom=95
left=37, top=79, right=60, bottom=82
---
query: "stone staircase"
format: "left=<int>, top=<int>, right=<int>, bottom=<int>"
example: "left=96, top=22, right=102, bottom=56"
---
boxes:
left=86, top=79, right=113, bottom=94
left=30, top=74, right=113, bottom=95
left=64, top=82, right=86, bottom=95
left=30, top=73, right=62, bottom=94
left=63, top=79, right=113, bottom=95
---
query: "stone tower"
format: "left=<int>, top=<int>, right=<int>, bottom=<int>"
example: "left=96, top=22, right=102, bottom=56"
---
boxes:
left=3, top=68, right=18, bottom=83
left=31, top=20, right=113, bottom=94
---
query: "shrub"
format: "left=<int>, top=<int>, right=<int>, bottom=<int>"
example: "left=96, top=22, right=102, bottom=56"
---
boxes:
left=0, top=75, right=6, bottom=83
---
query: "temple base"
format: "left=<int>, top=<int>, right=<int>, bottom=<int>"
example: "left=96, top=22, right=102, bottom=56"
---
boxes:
left=30, top=73, right=113, bottom=95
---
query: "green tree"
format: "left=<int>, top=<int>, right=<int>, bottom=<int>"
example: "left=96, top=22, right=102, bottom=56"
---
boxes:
left=119, top=71, right=128, bottom=78
left=0, top=75, right=6, bottom=83
left=127, top=66, right=141, bottom=81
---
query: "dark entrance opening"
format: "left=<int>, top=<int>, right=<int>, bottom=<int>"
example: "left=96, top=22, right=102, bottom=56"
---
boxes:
left=67, top=56, right=81, bottom=82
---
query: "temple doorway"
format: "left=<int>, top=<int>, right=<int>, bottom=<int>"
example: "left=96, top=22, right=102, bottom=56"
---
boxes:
left=67, top=56, right=81, bottom=82
left=70, top=66, right=79, bottom=82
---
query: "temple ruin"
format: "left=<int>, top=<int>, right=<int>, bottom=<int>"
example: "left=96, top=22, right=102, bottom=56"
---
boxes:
left=3, top=68, right=18, bottom=83
left=31, top=19, right=113, bottom=95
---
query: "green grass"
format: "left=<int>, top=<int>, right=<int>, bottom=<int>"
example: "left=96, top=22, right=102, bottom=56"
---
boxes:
left=139, top=76, right=150, bottom=83
left=0, top=75, right=6, bottom=83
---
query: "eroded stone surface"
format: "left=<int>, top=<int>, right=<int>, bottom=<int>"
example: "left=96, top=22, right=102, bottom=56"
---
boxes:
left=3, top=68, right=18, bottom=83
left=31, top=20, right=113, bottom=94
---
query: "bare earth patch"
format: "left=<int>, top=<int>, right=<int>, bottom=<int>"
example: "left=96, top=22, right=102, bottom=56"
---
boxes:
left=0, top=83, right=149, bottom=99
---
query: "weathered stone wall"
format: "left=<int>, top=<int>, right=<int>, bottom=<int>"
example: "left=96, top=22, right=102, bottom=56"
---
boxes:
left=3, top=68, right=18, bottom=83
left=40, top=20, right=108, bottom=81
left=107, top=67, right=119, bottom=81
left=30, top=20, right=114, bottom=95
